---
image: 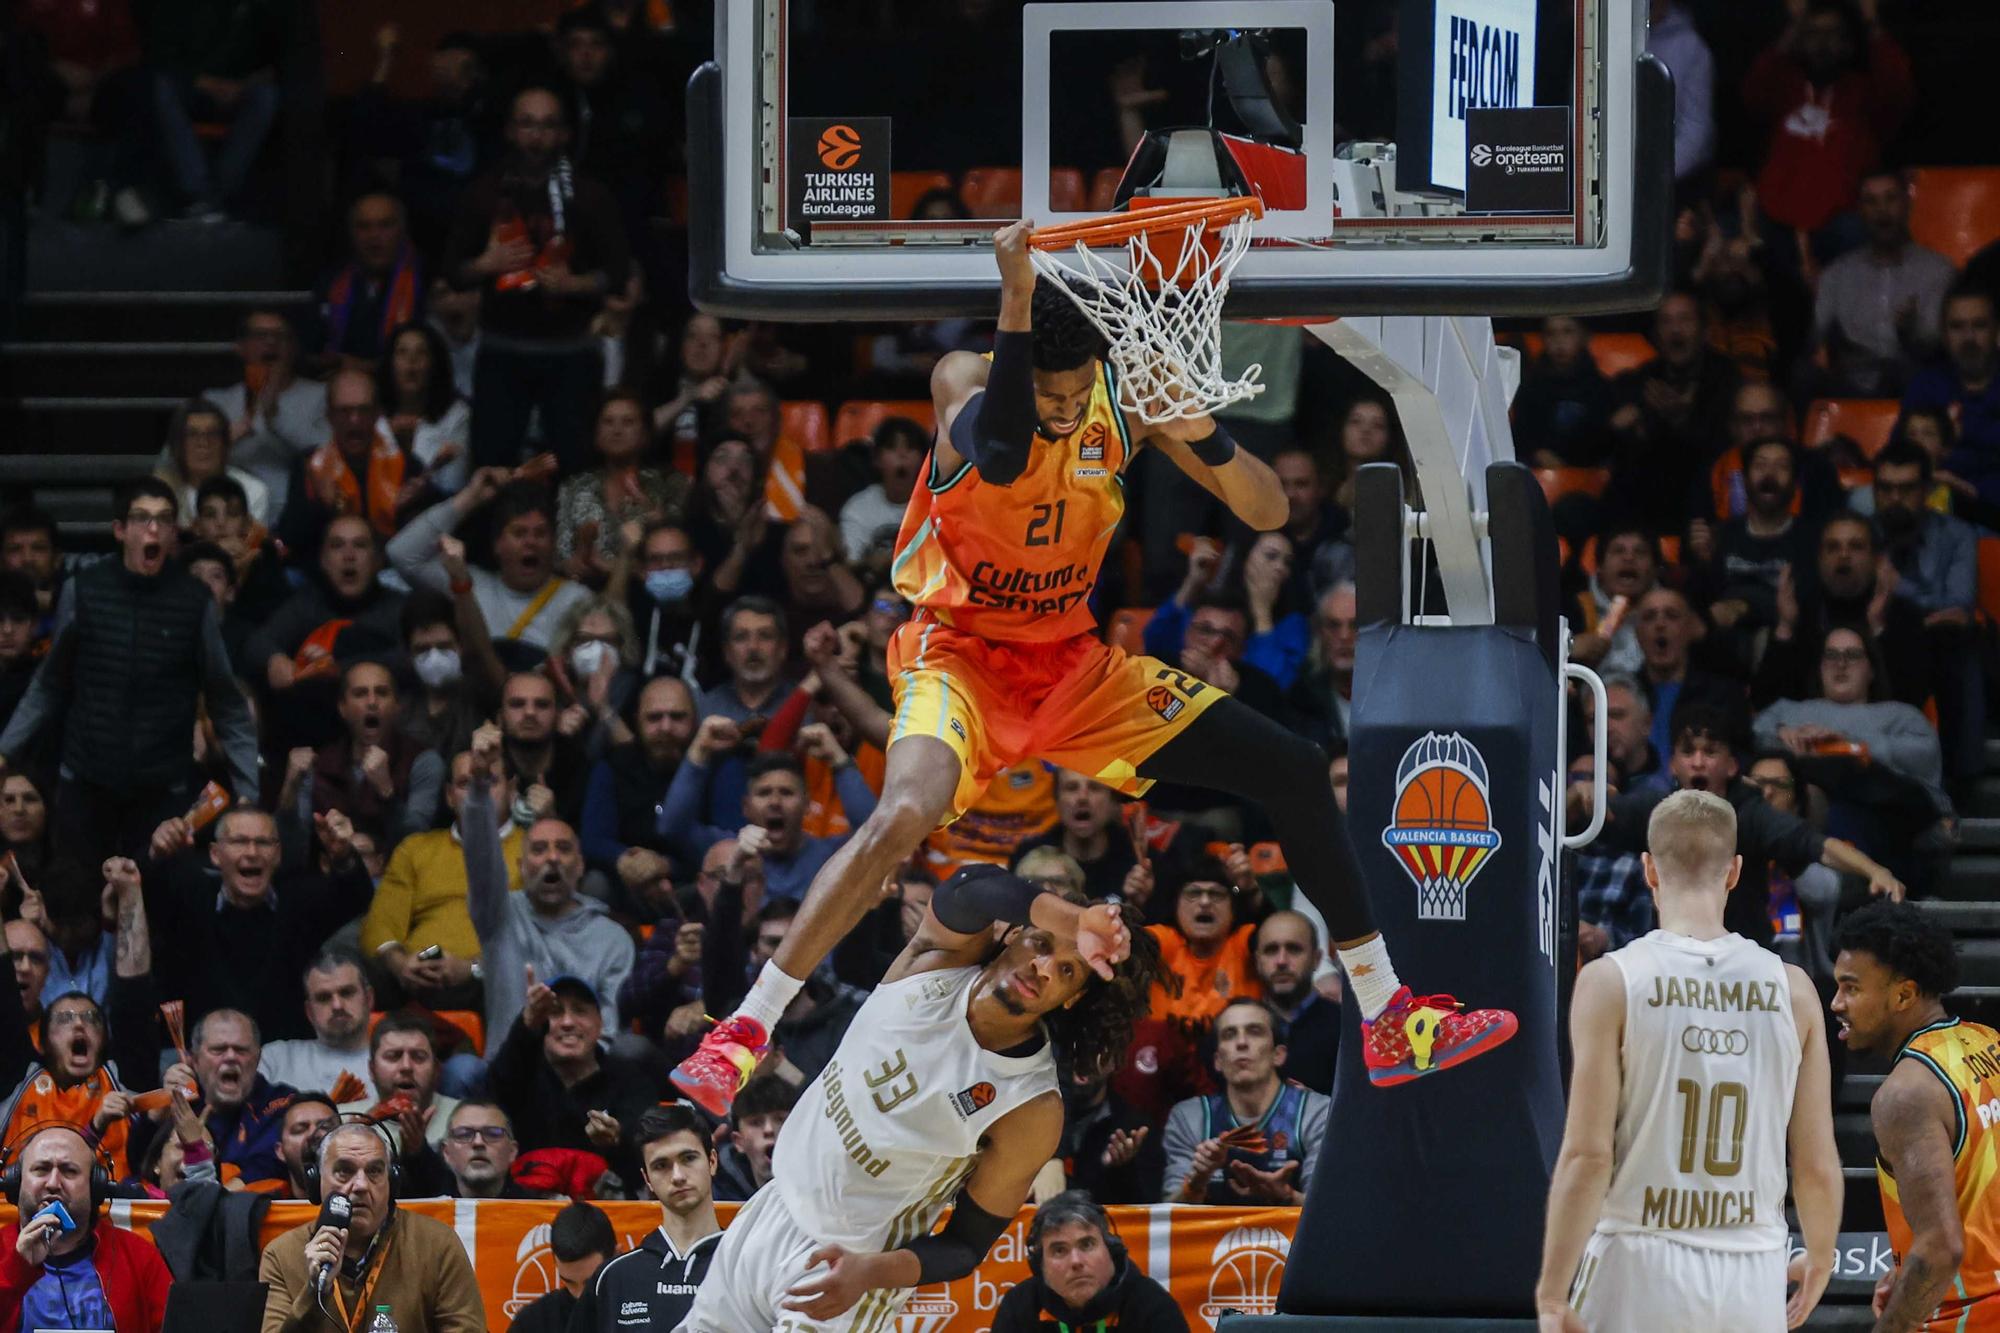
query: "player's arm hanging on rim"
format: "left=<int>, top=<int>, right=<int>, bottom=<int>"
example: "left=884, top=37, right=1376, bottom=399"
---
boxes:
left=1534, top=958, right=1625, bottom=1333
left=1784, top=963, right=1842, bottom=1330
left=928, top=222, right=1044, bottom=488
left=1869, top=1061, right=1966, bottom=1332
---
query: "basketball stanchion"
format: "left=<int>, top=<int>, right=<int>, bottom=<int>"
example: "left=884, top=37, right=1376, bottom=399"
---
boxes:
left=1222, top=462, right=1574, bottom=1331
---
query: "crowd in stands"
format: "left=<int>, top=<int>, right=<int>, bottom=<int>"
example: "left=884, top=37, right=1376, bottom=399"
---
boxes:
left=1, top=0, right=1998, bottom=1325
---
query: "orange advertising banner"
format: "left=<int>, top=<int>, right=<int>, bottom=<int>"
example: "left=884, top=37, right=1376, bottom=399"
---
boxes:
left=76, top=1197, right=1300, bottom=1332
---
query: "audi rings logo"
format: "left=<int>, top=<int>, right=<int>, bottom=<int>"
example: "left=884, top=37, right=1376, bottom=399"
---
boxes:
left=1470, top=143, right=1493, bottom=168
left=1681, top=1026, right=1749, bottom=1055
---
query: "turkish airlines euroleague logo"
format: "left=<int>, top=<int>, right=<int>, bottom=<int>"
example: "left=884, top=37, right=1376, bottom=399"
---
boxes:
left=817, top=123, right=864, bottom=171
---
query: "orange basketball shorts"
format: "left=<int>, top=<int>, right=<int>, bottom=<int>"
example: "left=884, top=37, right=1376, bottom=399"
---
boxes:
left=886, top=615, right=1227, bottom=818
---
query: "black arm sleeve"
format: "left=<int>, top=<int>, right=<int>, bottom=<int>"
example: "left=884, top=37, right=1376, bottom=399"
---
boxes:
left=903, top=1193, right=1012, bottom=1284
left=947, top=331, right=1037, bottom=485
left=931, top=864, right=1042, bottom=935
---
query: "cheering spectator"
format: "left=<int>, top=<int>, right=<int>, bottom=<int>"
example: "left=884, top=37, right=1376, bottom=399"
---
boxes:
left=141, top=808, right=371, bottom=1042
left=492, top=671, right=590, bottom=826
left=1757, top=513, right=1936, bottom=715
left=509, top=1202, right=613, bottom=1333
left=1631, top=587, right=1743, bottom=762
left=1566, top=527, right=1657, bottom=675
left=1745, top=750, right=1843, bottom=980
left=1146, top=856, right=1264, bottom=1062
left=378, top=321, right=471, bottom=499
left=283, top=661, right=441, bottom=843
left=1597, top=674, right=1671, bottom=794
left=991, top=1192, right=1187, bottom=1333
left=446, top=86, right=631, bottom=474
left=389, top=474, right=592, bottom=654
left=652, top=313, right=734, bottom=457
left=1014, top=771, right=1140, bottom=906
left=661, top=737, right=874, bottom=903
left=839, top=418, right=926, bottom=570
left=721, top=379, right=809, bottom=523
left=187, top=1008, right=296, bottom=1187
left=619, top=521, right=714, bottom=680
left=698, top=596, right=791, bottom=724
left=291, top=368, right=411, bottom=548
left=430, top=1101, right=526, bottom=1200
left=1686, top=438, right=1814, bottom=651
left=1144, top=589, right=1287, bottom=720
left=256, top=947, right=376, bottom=1095
left=545, top=599, right=643, bottom=759
left=1514, top=317, right=1617, bottom=470
left=338, top=1013, right=457, bottom=1157
left=1604, top=292, right=1739, bottom=534
left=774, top=508, right=864, bottom=645
left=569, top=1106, right=721, bottom=1332
left=581, top=676, right=695, bottom=886
left=203, top=310, right=328, bottom=521
left=1813, top=170, right=1955, bottom=396
left=0, top=1125, right=173, bottom=1333
left=155, top=397, right=273, bottom=529
left=345, top=28, right=494, bottom=256
left=1253, top=911, right=1339, bottom=1095
left=248, top=515, right=406, bottom=703
left=1742, top=0, right=1911, bottom=251
left=360, top=746, right=523, bottom=1011
left=1163, top=998, right=1324, bottom=1205
left=0, top=478, right=258, bottom=857
left=464, top=722, right=636, bottom=1037
left=557, top=393, right=687, bottom=584
left=319, top=193, right=423, bottom=371
left=711, top=1074, right=794, bottom=1203
left=259, top=1123, right=483, bottom=1333
left=396, top=591, right=493, bottom=758
left=0, top=860, right=154, bottom=1178
left=688, top=439, right=783, bottom=601
left=485, top=970, right=671, bottom=1181
left=3, top=918, right=50, bottom=1030
left=272, top=1095, right=339, bottom=1201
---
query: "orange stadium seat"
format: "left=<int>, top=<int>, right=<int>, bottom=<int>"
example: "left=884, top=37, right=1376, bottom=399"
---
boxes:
left=959, top=167, right=1023, bottom=217
left=890, top=171, right=956, bottom=219
left=1089, top=166, right=1124, bottom=213
left=834, top=399, right=936, bottom=446
left=1517, top=332, right=1655, bottom=379
left=1535, top=467, right=1611, bottom=505
left=1105, top=606, right=1155, bottom=651
left=1908, top=167, right=2000, bottom=268
left=1803, top=397, right=1900, bottom=458
left=1049, top=168, right=1088, bottom=214
left=780, top=400, right=831, bottom=453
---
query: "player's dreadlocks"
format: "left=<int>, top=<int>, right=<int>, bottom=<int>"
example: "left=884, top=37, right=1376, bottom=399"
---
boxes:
left=1030, top=278, right=1108, bottom=373
left=1046, top=901, right=1161, bottom=1081
left=1835, top=900, right=1960, bottom=998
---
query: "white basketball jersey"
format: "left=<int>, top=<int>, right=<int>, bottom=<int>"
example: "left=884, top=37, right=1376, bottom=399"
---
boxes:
left=773, top=965, right=1060, bottom=1251
left=1597, top=931, right=1800, bottom=1253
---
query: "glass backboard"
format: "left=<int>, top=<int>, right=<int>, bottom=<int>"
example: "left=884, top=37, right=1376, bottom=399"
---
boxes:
left=687, top=0, right=1672, bottom=320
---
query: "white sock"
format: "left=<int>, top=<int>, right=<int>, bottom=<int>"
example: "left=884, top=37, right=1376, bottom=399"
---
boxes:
left=734, top=961, right=805, bottom=1035
left=1337, top=936, right=1403, bottom=1021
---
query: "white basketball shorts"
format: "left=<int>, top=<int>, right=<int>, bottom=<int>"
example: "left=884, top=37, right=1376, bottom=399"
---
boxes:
left=676, top=1185, right=914, bottom=1333
left=1571, top=1231, right=1786, bottom=1333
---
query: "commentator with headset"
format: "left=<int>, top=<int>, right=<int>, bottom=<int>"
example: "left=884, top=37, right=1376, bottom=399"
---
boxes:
left=258, top=1120, right=481, bottom=1333
left=0, top=1122, right=174, bottom=1332
left=988, top=1191, right=1186, bottom=1331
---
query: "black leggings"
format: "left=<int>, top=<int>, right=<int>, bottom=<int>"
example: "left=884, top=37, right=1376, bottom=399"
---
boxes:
left=1137, top=697, right=1375, bottom=944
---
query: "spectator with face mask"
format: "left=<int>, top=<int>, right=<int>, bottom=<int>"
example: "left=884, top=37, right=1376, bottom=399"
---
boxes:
left=613, top=520, right=714, bottom=681
left=396, top=591, right=495, bottom=759
left=545, top=598, right=642, bottom=756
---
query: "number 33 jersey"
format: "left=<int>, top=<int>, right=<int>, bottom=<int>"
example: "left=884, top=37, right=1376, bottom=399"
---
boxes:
left=891, top=360, right=1135, bottom=644
left=772, top=965, right=1059, bottom=1252
left=1597, top=930, right=1801, bottom=1252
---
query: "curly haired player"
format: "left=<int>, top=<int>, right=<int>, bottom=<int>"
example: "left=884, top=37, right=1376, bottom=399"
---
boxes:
left=677, top=864, right=1159, bottom=1331
left=1832, top=901, right=2000, bottom=1332
left=674, top=222, right=1516, bottom=1116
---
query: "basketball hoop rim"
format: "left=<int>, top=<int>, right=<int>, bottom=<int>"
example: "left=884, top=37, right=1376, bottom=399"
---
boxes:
left=1026, top=195, right=1265, bottom=252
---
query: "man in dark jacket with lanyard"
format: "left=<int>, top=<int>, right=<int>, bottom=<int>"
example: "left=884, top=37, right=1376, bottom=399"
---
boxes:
left=0, top=477, right=259, bottom=859
left=567, top=1105, right=719, bottom=1333
left=991, top=1192, right=1187, bottom=1332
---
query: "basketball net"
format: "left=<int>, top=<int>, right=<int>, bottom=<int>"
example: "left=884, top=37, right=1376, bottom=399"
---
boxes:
left=1415, top=876, right=1467, bottom=922
left=1029, top=202, right=1264, bottom=426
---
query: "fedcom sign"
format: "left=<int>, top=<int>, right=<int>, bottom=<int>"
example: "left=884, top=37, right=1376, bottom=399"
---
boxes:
left=1429, top=0, right=1538, bottom=193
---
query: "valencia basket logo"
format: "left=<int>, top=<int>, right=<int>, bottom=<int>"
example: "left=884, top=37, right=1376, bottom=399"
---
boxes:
left=1382, top=732, right=1502, bottom=921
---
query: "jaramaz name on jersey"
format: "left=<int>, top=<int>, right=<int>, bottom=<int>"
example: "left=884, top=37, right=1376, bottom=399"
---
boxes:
left=966, top=560, right=1091, bottom=615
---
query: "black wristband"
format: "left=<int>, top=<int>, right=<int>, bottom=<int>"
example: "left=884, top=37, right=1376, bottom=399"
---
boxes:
left=906, top=1195, right=1011, bottom=1284
left=1188, top=421, right=1238, bottom=467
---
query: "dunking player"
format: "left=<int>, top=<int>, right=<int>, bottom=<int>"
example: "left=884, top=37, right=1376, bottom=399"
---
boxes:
left=1832, top=901, right=2000, bottom=1331
left=672, top=220, right=1516, bottom=1113
left=1536, top=791, right=1842, bottom=1332
left=676, top=864, right=1158, bottom=1331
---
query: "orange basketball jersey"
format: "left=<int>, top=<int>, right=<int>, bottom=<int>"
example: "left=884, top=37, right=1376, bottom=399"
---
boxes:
left=1879, top=1017, right=2000, bottom=1330
left=890, top=360, right=1135, bottom=643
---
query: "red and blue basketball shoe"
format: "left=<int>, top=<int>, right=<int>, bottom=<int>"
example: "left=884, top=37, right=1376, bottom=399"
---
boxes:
left=669, top=1016, right=770, bottom=1117
left=1362, top=987, right=1518, bottom=1087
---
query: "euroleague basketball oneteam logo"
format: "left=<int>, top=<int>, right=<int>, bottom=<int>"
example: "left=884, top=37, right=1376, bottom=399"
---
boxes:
left=1200, top=1225, right=1290, bottom=1324
left=1470, top=143, right=1494, bottom=167
left=1382, top=731, right=1502, bottom=922
left=817, top=123, right=864, bottom=170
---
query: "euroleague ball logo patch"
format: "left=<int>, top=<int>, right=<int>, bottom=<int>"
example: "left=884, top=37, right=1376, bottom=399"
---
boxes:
left=1382, top=732, right=1501, bottom=922
left=817, top=123, right=863, bottom=170
left=1077, top=422, right=1107, bottom=462
left=1145, top=685, right=1185, bottom=722
left=950, top=1082, right=996, bottom=1118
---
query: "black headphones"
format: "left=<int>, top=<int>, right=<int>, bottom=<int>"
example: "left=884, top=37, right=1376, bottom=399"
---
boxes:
left=0, top=1122, right=114, bottom=1214
left=1025, top=1190, right=1126, bottom=1279
left=301, top=1116, right=403, bottom=1206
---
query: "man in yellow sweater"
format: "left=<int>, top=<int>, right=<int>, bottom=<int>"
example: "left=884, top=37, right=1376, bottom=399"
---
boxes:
left=362, top=750, right=522, bottom=1010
